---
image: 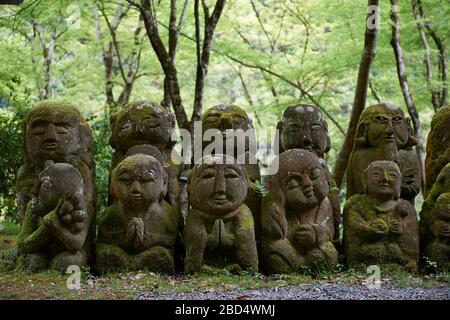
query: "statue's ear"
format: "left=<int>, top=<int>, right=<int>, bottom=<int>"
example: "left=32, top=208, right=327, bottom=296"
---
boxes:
left=354, top=122, right=368, bottom=148
left=160, top=169, right=168, bottom=201
left=44, top=160, right=55, bottom=169
left=275, top=121, right=282, bottom=154
left=405, top=118, right=418, bottom=148
left=323, top=122, right=331, bottom=153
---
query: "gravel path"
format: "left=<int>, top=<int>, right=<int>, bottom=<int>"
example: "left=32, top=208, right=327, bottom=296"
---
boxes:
left=137, top=283, right=450, bottom=300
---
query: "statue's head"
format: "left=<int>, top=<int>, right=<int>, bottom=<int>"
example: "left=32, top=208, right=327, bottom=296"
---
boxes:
left=435, top=192, right=450, bottom=222
left=364, top=160, right=401, bottom=201
left=355, top=103, right=413, bottom=149
left=111, top=154, right=168, bottom=211
left=201, top=104, right=255, bottom=155
left=188, top=154, right=248, bottom=217
left=124, top=144, right=166, bottom=165
left=24, top=102, right=93, bottom=169
left=278, top=104, right=331, bottom=157
left=428, top=106, right=450, bottom=155
left=110, top=101, right=175, bottom=153
left=268, top=149, right=329, bottom=211
left=30, top=161, right=85, bottom=218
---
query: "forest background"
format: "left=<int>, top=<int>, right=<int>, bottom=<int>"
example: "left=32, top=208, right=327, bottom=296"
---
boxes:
left=0, top=0, right=448, bottom=227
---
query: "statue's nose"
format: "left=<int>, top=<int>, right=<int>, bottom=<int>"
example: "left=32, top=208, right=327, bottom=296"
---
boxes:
left=43, top=124, right=58, bottom=142
left=214, top=172, right=226, bottom=194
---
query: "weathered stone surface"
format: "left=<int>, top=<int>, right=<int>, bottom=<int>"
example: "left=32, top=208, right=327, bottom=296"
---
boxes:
left=260, top=149, right=338, bottom=274
left=184, top=155, right=258, bottom=274
left=343, top=161, right=419, bottom=272
left=277, top=104, right=340, bottom=242
left=109, top=101, right=184, bottom=213
left=96, top=154, right=179, bottom=274
left=420, top=162, right=450, bottom=270
left=347, top=103, right=420, bottom=204
left=17, top=161, right=93, bottom=273
left=201, top=104, right=262, bottom=236
left=17, top=102, right=94, bottom=223
left=424, top=105, right=450, bottom=198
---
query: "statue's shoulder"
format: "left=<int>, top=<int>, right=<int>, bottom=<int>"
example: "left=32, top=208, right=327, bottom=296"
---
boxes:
left=344, top=194, right=369, bottom=211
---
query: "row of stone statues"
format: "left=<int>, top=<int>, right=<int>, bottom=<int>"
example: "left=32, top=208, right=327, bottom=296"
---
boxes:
left=6, top=100, right=450, bottom=274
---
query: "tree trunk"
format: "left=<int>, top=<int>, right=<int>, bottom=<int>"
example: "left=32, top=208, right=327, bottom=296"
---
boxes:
left=411, top=0, right=440, bottom=111
left=332, top=0, right=380, bottom=189
left=390, top=0, right=425, bottom=192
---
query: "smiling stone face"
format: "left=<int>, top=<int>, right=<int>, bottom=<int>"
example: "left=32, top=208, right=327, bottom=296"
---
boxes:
left=275, top=149, right=329, bottom=211
left=188, top=155, right=248, bottom=217
left=365, top=161, right=401, bottom=200
left=110, top=101, right=175, bottom=153
left=25, top=104, right=82, bottom=168
left=279, top=104, right=330, bottom=157
left=112, top=154, right=167, bottom=211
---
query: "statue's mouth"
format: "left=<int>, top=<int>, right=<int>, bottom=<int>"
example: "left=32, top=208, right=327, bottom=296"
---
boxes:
left=384, top=136, right=395, bottom=141
left=131, top=193, right=142, bottom=201
left=213, top=195, right=228, bottom=205
left=303, top=187, right=314, bottom=198
left=43, top=142, right=58, bottom=150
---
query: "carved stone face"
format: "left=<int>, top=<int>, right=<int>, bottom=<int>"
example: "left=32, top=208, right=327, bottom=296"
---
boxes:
left=112, top=154, right=166, bottom=211
left=365, top=161, right=401, bottom=200
left=110, top=101, right=174, bottom=153
left=357, top=103, right=406, bottom=148
left=188, top=155, right=248, bottom=217
left=275, top=149, right=328, bottom=211
left=201, top=104, right=255, bottom=154
left=279, top=105, right=330, bottom=157
left=435, top=193, right=450, bottom=222
left=30, top=161, right=84, bottom=217
left=26, top=104, right=81, bottom=168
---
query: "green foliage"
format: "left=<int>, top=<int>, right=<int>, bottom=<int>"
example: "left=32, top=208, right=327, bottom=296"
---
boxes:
left=87, top=112, right=113, bottom=221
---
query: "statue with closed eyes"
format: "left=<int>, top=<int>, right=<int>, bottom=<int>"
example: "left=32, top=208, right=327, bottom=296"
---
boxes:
left=260, top=149, right=338, bottom=274
left=96, top=154, right=180, bottom=274
left=184, top=155, right=258, bottom=274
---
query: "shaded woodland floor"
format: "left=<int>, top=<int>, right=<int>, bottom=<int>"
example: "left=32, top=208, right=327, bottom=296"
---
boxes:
left=1, top=232, right=449, bottom=300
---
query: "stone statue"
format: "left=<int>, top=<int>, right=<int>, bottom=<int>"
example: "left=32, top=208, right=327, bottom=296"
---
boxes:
left=424, top=105, right=450, bottom=198
left=96, top=154, right=179, bottom=274
left=420, top=162, right=450, bottom=270
left=422, top=193, right=450, bottom=270
left=17, top=161, right=93, bottom=272
left=200, top=104, right=262, bottom=237
left=17, top=102, right=94, bottom=223
left=260, top=149, right=338, bottom=274
left=276, top=104, right=341, bottom=242
left=109, top=100, right=184, bottom=214
left=184, top=155, right=258, bottom=274
left=343, top=161, right=419, bottom=272
left=347, top=103, right=420, bottom=204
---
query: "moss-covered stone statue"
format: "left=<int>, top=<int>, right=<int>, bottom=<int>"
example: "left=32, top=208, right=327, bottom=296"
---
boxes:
left=109, top=100, right=184, bottom=214
left=343, top=161, right=419, bottom=272
left=347, top=103, right=420, bottom=204
left=276, top=104, right=341, bottom=243
left=201, top=104, right=262, bottom=236
left=17, top=161, right=93, bottom=272
left=424, top=105, right=450, bottom=198
left=96, top=154, right=179, bottom=274
left=184, top=155, right=258, bottom=274
left=420, top=162, right=450, bottom=270
left=16, top=102, right=94, bottom=223
left=422, top=193, right=450, bottom=270
left=260, top=149, right=338, bottom=274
